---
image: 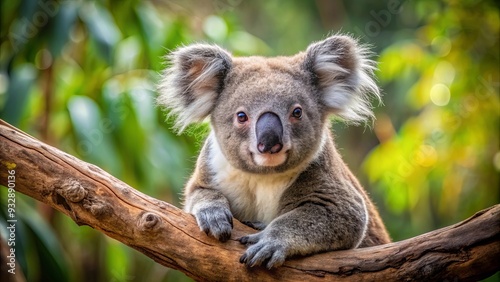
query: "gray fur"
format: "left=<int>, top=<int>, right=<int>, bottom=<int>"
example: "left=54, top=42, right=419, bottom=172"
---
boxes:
left=157, top=35, right=391, bottom=269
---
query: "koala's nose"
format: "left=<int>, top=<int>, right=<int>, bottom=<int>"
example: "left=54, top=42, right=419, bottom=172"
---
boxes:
left=256, top=112, right=283, bottom=154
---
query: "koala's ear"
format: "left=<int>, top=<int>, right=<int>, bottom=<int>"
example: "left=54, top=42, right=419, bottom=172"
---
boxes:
left=303, top=35, right=381, bottom=123
left=157, top=44, right=232, bottom=132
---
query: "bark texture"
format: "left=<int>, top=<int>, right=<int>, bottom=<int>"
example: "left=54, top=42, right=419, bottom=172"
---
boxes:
left=0, top=119, right=499, bottom=281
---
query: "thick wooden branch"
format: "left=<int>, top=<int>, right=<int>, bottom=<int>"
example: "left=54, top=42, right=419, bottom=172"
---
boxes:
left=0, top=119, right=499, bottom=281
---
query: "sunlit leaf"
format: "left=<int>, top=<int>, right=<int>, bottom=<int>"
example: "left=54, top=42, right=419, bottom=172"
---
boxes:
left=79, top=2, right=122, bottom=64
left=67, top=95, right=121, bottom=175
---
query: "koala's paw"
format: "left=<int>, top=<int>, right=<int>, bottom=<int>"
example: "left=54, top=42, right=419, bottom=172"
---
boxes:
left=195, top=206, right=233, bottom=242
left=239, top=232, right=288, bottom=269
left=242, top=221, right=267, bottom=230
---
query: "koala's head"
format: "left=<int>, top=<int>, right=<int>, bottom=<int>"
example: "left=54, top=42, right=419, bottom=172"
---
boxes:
left=158, top=35, right=380, bottom=174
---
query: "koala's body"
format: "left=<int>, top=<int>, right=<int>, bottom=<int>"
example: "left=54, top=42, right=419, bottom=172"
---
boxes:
left=158, top=35, right=391, bottom=268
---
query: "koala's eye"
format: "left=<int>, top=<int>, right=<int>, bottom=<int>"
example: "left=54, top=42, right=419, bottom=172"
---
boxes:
left=292, top=107, right=303, bottom=119
left=236, top=112, right=248, bottom=123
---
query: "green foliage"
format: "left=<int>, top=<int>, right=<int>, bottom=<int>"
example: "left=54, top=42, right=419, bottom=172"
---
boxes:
left=0, top=0, right=498, bottom=281
left=364, top=0, right=499, bottom=238
left=0, top=191, right=69, bottom=282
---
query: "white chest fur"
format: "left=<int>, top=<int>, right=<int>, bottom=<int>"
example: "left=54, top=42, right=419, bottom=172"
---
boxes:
left=208, top=135, right=298, bottom=224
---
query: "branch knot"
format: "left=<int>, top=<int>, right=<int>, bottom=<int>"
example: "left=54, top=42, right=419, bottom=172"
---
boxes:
left=56, top=178, right=87, bottom=203
left=138, top=212, right=161, bottom=232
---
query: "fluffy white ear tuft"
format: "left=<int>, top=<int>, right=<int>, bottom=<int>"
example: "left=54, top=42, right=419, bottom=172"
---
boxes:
left=304, top=35, right=381, bottom=123
left=157, top=44, right=232, bottom=132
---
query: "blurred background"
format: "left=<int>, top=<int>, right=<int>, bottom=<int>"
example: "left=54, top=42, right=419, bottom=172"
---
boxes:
left=0, top=0, right=498, bottom=281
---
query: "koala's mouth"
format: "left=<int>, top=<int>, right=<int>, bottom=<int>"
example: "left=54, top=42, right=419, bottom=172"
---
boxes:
left=250, top=150, right=289, bottom=167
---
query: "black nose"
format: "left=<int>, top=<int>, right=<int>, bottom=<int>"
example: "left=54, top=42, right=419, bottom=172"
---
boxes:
left=256, top=112, right=283, bottom=154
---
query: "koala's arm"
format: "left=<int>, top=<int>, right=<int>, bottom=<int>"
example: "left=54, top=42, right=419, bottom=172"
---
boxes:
left=240, top=187, right=367, bottom=268
left=184, top=185, right=233, bottom=242
left=240, top=149, right=368, bottom=268
left=183, top=145, right=233, bottom=242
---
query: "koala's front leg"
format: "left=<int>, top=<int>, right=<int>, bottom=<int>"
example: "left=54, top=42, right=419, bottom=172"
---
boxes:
left=239, top=203, right=367, bottom=269
left=185, top=187, right=233, bottom=242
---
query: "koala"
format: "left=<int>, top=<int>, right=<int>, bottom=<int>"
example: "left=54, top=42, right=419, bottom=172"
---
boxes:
left=157, top=35, right=391, bottom=269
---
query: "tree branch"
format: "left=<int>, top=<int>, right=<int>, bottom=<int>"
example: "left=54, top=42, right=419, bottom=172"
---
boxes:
left=0, top=119, right=498, bottom=281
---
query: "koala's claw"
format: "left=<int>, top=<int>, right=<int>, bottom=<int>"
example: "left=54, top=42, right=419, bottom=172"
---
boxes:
left=238, top=233, right=259, bottom=245
left=239, top=233, right=287, bottom=269
left=195, top=206, right=233, bottom=242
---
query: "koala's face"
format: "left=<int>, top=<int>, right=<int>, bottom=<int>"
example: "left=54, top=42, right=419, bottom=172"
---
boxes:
left=158, top=35, right=380, bottom=174
left=210, top=56, right=324, bottom=173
